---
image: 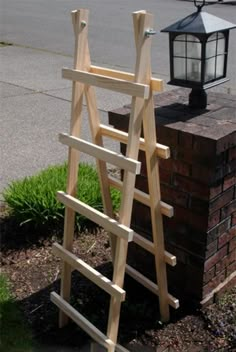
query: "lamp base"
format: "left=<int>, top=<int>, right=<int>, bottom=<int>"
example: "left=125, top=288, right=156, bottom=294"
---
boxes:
left=189, top=88, right=207, bottom=109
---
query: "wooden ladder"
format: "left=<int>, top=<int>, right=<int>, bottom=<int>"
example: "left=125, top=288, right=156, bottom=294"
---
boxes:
left=50, top=8, right=179, bottom=352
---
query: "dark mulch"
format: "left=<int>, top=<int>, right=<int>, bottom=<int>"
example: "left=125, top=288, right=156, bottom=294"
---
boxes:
left=0, top=212, right=236, bottom=352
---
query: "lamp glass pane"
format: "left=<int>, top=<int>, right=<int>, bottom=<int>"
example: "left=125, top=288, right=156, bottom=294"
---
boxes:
left=186, top=35, right=201, bottom=59
left=173, top=57, right=186, bottom=80
left=206, top=34, right=217, bottom=58
left=216, top=55, right=225, bottom=78
left=217, top=38, right=225, bottom=54
left=174, top=40, right=185, bottom=57
left=187, top=59, right=201, bottom=82
left=205, top=57, right=216, bottom=82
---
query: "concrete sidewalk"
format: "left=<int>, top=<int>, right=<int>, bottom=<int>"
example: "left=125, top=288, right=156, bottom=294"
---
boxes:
left=0, top=44, right=132, bottom=196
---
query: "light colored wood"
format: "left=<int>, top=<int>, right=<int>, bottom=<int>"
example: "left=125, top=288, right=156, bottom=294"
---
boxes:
left=59, top=133, right=141, bottom=175
left=107, top=11, right=155, bottom=344
left=57, top=191, right=134, bottom=242
left=90, top=65, right=163, bottom=92
left=100, top=124, right=170, bottom=159
left=74, top=11, right=117, bottom=262
left=132, top=232, right=176, bottom=266
left=52, top=243, right=126, bottom=301
left=59, top=8, right=90, bottom=327
left=51, top=292, right=115, bottom=352
left=134, top=8, right=171, bottom=322
left=62, top=68, right=150, bottom=99
left=125, top=265, right=179, bottom=309
left=108, top=176, right=174, bottom=218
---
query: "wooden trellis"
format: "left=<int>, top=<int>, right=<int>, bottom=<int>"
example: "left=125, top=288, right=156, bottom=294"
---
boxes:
left=50, top=8, right=179, bottom=352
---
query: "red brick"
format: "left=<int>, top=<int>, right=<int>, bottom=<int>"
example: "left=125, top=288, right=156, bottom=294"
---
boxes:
left=221, top=199, right=236, bottom=220
left=203, top=266, right=215, bottom=284
left=158, top=125, right=179, bottom=147
left=159, top=158, right=190, bottom=177
left=208, top=210, right=221, bottom=229
left=232, top=211, right=236, bottom=225
left=223, top=172, right=236, bottom=191
left=108, top=108, right=130, bottom=131
left=209, top=187, right=234, bottom=214
left=179, top=131, right=193, bottom=148
left=204, top=245, right=228, bottom=272
left=207, top=217, right=231, bottom=243
left=206, top=240, right=217, bottom=259
left=215, top=250, right=236, bottom=275
left=191, top=165, right=213, bottom=184
left=203, top=269, right=226, bottom=297
left=189, top=197, right=208, bottom=215
left=174, top=174, right=209, bottom=200
left=135, top=175, right=149, bottom=193
left=161, top=184, right=189, bottom=208
left=159, top=168, right=172, bottom=185
left=210, top=183, right=223, bottom=200
left=227, top=261, right=236, bottom=276
left=229, top=146, right=236, bottom=161
left=174, top=206, right=208, bottom=232
left=229, top=236, right=236, bottom=252
left=218, top=230, right=235, bottom=249
left=193, top=135, right=216, bottom=157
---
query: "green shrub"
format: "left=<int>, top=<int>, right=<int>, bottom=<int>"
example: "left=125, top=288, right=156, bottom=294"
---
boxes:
left=3, top=163, right=121, bottom=230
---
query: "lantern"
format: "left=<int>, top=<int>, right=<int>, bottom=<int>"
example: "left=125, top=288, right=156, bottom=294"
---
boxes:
left=161, top=0, right=236, bottom=108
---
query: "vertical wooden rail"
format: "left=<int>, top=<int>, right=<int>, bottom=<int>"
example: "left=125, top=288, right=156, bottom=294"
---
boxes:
left=72, top=12, right=117, bottom=262
left=106, top=11, right=155, bottom=344
left=59, top=9, right=90, bottom=327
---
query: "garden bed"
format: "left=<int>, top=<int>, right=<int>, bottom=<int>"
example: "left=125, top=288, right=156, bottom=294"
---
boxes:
left=1, top=213, right=235, bottom=352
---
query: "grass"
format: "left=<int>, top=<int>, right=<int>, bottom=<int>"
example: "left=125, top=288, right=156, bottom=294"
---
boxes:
left=0, top=274, right=33, bottom=351
left=3, top=163, right=121, bottom=230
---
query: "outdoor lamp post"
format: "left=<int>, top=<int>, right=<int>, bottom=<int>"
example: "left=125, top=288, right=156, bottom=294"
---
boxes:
left=161, top=0, right=236, bottom=108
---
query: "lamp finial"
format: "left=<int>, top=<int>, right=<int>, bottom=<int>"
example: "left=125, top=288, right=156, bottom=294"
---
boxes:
left=194, top=0, right=206, bottom=12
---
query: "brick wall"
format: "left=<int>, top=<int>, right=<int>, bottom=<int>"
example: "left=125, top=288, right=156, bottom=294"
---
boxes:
left=109, top=88, right=236, bottom=309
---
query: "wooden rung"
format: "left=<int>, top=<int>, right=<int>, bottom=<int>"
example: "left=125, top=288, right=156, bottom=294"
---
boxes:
left=100, top=124, right=170, bottom=160
left=57, top=191, right=134, bottom=242
left=91, top=342, right=130, bottom=352
left=125, top=265, right=179, bottom=309
left=51, top=292, right=115, bottom=350
left=52, top=243, right=126, bottom=301
left=133, top=232, right=176, bottom=267
left=59, top=133, right=141, bottom=175
left=90, top=65, right=163, bottom=92
left=62, top=68, right=150, bottom=99
left=108, top=176, right=174, bottom=218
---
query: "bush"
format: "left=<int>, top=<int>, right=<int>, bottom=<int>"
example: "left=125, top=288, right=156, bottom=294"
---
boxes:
left=3, top=163, right=121, bottom=230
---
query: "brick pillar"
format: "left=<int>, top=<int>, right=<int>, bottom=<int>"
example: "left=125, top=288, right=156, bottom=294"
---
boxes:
left=108, top=88, right=236, bottom=309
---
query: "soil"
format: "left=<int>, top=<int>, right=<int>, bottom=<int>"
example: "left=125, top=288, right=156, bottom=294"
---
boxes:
left=0, top=213, right=236, bottom=352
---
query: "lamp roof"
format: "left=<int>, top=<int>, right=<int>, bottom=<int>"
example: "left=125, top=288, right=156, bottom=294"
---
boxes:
left=161, top=11, right=236, bottom=35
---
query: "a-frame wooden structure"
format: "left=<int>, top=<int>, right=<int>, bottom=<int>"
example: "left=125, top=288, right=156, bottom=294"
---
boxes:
left=51, top=9, right=179, bottom=352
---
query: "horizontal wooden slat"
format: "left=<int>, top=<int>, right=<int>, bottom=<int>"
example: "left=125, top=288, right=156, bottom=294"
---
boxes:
left=59, top=133, right=141, bottom=175
left=90, top=65, right=163, bottom=92
left=57, top=191, right=133, bottom=242
left=100, top=124, right=170, bottom=160
left=62, top=68, right=150, bottom=99
left=133, top=232, right=176, bottom=267
left=108, top=176, right=174, bottom=218
left=51, top=292, right=115, bottom=350
left=52, top=243, right=126, bottom=301
left=125, top=265, right=179, bottom=309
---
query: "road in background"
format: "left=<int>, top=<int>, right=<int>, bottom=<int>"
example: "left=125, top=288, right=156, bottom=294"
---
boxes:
left=1, top=0, right=236, bottom=90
